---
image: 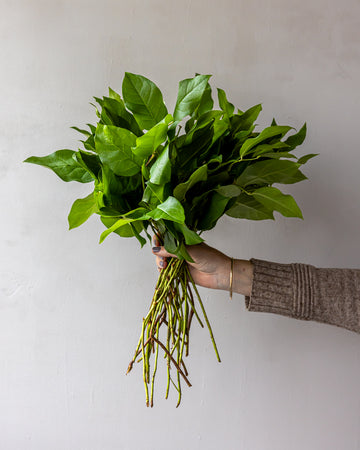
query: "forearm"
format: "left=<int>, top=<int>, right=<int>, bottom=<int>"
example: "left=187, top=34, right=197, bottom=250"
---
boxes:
left=244, top=258, right=360, bottom=334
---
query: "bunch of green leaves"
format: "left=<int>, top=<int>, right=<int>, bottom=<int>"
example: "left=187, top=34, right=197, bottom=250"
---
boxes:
left=25, top=73, right=316, bottom=407
left=25, top=72, right=316, bottom=260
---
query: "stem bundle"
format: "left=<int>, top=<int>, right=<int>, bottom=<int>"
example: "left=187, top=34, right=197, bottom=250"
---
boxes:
left=126, top=258, right=221, bottom=407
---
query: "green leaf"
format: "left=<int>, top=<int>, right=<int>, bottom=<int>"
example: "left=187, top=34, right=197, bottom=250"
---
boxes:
left=173, top=223, right=204, bottom=245
left=101, top=216, right=145, bottom=243
left=148, top=196, right=185, bottom=223
left=132, top=114, right=173, bottom=159
left=71, top=126, right=91, bottom=137
left=217, top=88, right=235, bottom=118
left=108, top=87, right=122, bottom=102
left=24, top=150, right=93, bottom=183
left=196, top=192, right=230, bottom=230
left=100, top=96, right=143, bottom=137
left=95, top=124, right=141, bottom=176
left=235, top=159, right=307, bottom=187
left=252, top=187, right=303, bottom=218
left=258, top=151, right=297, bottom=160
left=240, top=125, right=293, bottom=158
left=194, top=80, right=214, bottom=118
left=226, top=193, right=274, bottom=220
left=173, top=74, right=211, bottom=121
left=99, top=207, right=149, bottom=243
left=156, top=196, right=185, bottom=223
left=163, top=230, right=178, bottom=254
left=231, top=104, right=262, bottom=134
left=196, top=110, right=229, bottom=144
left=284, top=123, right=307, bottom=150
left=100, top=217, right=138, bottom=243
left=297, top=153, right=318, bottom=165
left=177, top=241, right=195, bottom=263
left=75, top=150, right=101, bottom=179
left=252, top=141, right=290, bottom=158
left=173, top=164, right=208, bottom=201
left=122, top=72, right=168, bottom=130
left=83, top=132, right=96, bottom=152
left=149, top=145, right=171, bottom=185
left=216, top=184, right=241, bottom=197
left=142, top=181, right=167, bottom=206
left=68, top=193, right=98, bottom=229
left=175, top=120, right=214, bottom=176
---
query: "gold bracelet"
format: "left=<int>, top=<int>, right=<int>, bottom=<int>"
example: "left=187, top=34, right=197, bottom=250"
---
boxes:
left=229, top=257, right=234, bottom=300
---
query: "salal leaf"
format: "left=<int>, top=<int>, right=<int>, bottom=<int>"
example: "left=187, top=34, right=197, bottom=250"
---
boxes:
left=197, top=110, right=229, bottom=144
left=100, top=96, right=143, bottom=137
left=83, top=132, right=96, bottom=152
left=149, top=145, right=171, bottom=185
left=177, top=241, right=195, bottom=262
left=240, top=125, right=293, bottom=158
left=163, top=229, right=178, bottom=254
left=226, top=193, right=274, bottom=220
left=284, top=123, right=306, bottom=150
left=173, top=223, right=204, bottom=245
left=235, top=159, right=307, bottom=187
left=68, top=193, right=98, bottom=229
left=100, top=217, right=139, bottom=243
left=252, top=141, right=290, bottom=158
left=173, top=74, right=211, bottom=121
left=252, top=187, right=303, bottom=218
left=156, top=196, right=185, bottom=223
left=196, top=192, right=230, bottom=230
left=173, top=164, right=208, bottom=201
left=122, top=72, right=168, bottom=130
left=75, top=150, right=101, bottom=180
left=147, top=196, right=185, bottom=223
left=258, top=151, right=297, bottom=160
left=194, top=80, right=214, bottom=118
left=142, top=181, right=167, bottom=207
left=108, top=87, right=122, bottom=102
left=99, top=207, right=149, bottom=243
left=71, top=126, right=91, bottom=137
left=176, top=121, right=214, bottom=175
left=216, top=184, right=241, bottom=197
left=24, top=150, right=93, bottom=183
left=101, top=216, right=145, bottom=243
left=185, top=116, right=196, bottom=133
left=132, top=114, right=173, bottom=158
left=231, top=104, right=262, bottom=134
left=297, top=153, right=318, bottom=165
left=97, top=165, right=140, bottom=213
left=217, top=88, right=235, bottom=118
left=95, top=124, right=141, bottom=176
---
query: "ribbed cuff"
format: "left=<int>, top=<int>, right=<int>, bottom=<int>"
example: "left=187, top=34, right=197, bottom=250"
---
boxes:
left=245, top=258, right=315, bottom=321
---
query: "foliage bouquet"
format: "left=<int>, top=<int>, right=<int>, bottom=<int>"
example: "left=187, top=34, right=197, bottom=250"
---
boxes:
left=25, top=73, right=316, bottom=407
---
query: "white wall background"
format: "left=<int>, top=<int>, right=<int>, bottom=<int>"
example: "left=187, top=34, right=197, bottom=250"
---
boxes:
left=1, top=0, right=360, bottom=448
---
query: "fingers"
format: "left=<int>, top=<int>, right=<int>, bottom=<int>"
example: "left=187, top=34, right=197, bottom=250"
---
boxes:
left=156, top=255, right=167, bottom=271
left=152, top=235, right=177, bottom=271
left=152, top=246, right=175, bottom=258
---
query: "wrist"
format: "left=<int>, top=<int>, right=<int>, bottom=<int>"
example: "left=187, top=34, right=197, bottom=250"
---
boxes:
left=231, top=259, right=254, bottom=297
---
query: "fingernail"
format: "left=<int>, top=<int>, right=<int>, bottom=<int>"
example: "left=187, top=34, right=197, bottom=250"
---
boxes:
left=152, top=246, right=161, bottom=253
left=159, top=260, right=165, bottom=267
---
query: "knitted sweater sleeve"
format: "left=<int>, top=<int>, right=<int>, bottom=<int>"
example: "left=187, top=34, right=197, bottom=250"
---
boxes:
left=245, top=259, right=360, bottom=334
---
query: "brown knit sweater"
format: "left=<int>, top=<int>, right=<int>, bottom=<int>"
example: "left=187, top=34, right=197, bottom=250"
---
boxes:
left=245, top=259, right=360, bottom=334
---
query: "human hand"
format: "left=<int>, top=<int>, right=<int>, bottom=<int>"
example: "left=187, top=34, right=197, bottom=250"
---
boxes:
left=152, top=237, right=254, bottom=296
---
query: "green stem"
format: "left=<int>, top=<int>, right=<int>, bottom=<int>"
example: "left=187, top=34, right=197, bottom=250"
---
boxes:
left=186, top=266, right=221, bottom=363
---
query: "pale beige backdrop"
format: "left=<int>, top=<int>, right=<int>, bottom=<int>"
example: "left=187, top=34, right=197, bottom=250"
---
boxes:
left=1, top=0, right=360, bottom=449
